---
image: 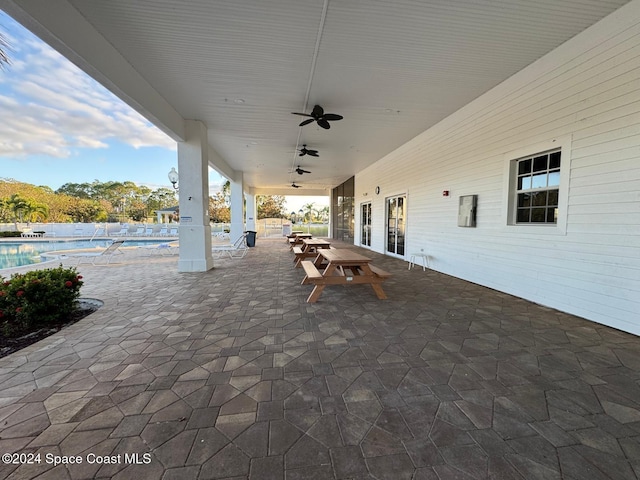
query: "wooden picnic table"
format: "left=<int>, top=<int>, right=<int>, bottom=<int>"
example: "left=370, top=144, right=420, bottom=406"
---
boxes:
left=288, top=232, right=313, bottom=249
left=285, top=230, right=305, bottom=243
left=292, top=238, right=332, bottom=267
left=300, top=248, right=392, bottom=303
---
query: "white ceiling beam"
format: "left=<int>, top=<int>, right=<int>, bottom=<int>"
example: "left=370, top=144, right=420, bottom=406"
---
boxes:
left=207, top=144, right=236, bottom=181
left=254, top=188, right=330, bottom=197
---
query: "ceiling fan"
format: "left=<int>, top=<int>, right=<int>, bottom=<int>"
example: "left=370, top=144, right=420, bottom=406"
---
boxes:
left=291, top=182, right=301, bottom=188
left=298, top=144, right=319, bottom=157
left=292, top=166, right=311, bottom=175
left=292, top=104, right=343, bottom=129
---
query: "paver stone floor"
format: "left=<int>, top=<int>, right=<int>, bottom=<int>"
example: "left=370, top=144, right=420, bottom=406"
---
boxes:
left=1, top=238, right=640, bottom=479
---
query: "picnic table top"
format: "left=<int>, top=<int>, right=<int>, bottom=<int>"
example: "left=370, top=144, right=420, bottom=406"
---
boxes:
left=317, top=248, right=372, bottom=264
left=301, top=238, right=331, bottom=246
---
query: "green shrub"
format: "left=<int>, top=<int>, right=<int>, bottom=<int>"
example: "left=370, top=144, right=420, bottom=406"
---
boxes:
left=0, top=231, right=23, bottom=238
left=0, top=266, right=83, bottom=337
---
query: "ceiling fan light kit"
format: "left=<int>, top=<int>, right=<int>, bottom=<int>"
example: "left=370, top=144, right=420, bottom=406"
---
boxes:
left=298, top=144, right=319, bottom=157
left=289, top=105, right=342, bottom=188
left=292, top=104, right=343, bottom=130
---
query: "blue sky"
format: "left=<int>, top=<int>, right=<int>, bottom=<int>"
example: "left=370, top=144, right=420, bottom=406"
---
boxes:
left=0, top=11, right=222, bottom=192
left=0, top=12, right=327, bottom=212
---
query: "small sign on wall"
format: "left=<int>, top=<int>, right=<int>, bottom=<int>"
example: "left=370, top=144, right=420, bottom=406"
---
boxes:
left=180, top=216, right=192, bottom=223
left=458, top=195, right=477, bottom=227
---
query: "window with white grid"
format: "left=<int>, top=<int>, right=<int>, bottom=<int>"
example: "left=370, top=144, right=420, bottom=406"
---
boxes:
left=514, top=149, right=561, bottom=224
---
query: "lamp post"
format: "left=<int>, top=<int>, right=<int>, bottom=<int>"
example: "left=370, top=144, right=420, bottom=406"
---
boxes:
left=120, top=198, right=126, bottom=224
left=168, top=167, right=179, bottom=191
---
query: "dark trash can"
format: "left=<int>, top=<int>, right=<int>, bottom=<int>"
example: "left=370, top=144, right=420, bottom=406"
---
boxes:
left=246, top=231, right=257, bottom=247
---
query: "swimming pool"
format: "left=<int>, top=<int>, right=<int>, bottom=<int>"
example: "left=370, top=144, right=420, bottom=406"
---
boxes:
left=0, top=240, right=168, bottom=270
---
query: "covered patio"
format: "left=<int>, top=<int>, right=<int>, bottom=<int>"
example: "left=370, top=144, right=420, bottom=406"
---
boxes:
left=2, top=239, right=640, bottom=479
left=1, top=0, right=638, bottom=334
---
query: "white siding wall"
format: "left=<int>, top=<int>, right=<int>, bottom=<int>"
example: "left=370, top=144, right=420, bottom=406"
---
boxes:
left=355, top=1, right=640, bottom=334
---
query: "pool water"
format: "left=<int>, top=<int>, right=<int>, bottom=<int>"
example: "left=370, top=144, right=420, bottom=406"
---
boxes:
left=0, top=240, right=167, bottom=270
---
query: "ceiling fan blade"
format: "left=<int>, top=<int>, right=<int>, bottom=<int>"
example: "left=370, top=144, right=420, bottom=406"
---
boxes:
left=307, top=150, right=319, bottom=156
left=301, top=169, right=311, bottom=174
left=311, top=105, right=324, bottom=117
left=323, top=114, right=343, bottom=121
left=292, top=112, right=312, bottom=117
left=299, top=118, right=315, bottom=127
left=298, top=151, right=305, bottom=156
left=317, top=118, right=331, bottom=129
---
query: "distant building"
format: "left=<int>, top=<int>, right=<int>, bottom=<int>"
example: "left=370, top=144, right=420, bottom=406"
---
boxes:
left=155, top=206, right=178, bottom=224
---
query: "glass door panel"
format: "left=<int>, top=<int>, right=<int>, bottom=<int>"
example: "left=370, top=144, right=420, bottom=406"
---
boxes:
left=386, top=195, right=406, bottom=256
left=361, top=202, right=371, bottom=247
left=386, top=197, right=396, bottom=254
left=396, top=196, right=405, bottom=256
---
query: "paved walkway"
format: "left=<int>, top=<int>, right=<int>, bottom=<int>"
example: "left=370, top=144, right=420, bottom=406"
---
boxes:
left=1, top=238, right=640, bottom=479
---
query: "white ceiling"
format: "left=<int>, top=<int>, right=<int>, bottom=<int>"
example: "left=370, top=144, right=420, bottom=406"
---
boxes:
left=1, top=0, right=632, bottom=194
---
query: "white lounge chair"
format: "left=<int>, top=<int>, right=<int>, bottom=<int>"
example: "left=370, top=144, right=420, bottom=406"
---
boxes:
left=112, top=226, right=130, bottom=236
left=64, top=239, right=125, bottom=265
left=156, top=227, right=169, bottom=237
left=145, top=227, right=154, bottom=236
left=139, top=241, right=178, bottom=256
left=132, top=226, right=145, bottom=236
left=168, top=227, right=178, bottom=236
left=212, top=233, right=248, bottom=258
left=213, top=231, right=230, bottom=241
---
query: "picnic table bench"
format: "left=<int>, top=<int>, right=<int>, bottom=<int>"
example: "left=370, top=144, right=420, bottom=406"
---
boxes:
left=286, top=230, right=305, bottom=242
left=293, top=238, right=332, bottom=267
left=300, top=249, right=392, bottom=303
left=288, top=232, right=313, bottom=250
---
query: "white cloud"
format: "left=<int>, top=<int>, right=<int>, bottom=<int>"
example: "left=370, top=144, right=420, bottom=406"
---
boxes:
left=0, top=95, right=71, bottom=157
left=0, top=21, right=176, bottom=159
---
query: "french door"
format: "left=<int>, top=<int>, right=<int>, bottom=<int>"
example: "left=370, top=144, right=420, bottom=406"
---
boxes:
left=386, top=195, right=406, bottom=256
left=361, top=202, right=372, bottom=247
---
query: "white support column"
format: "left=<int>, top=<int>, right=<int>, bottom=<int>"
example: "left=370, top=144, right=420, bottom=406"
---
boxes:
left=230, top=173, right=245, bottom=242
left=176, top=120, right=213, bottom=272
left=245, top=193, right=256, bottom=232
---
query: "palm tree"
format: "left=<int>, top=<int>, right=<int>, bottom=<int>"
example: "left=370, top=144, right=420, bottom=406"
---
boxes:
left=301, top=202, right=316, bottom=233
left=318, top=205, right=330, bottom=223
left=23, top=200, right=49, bottom=224
left=6, top=193, right=29, bottom=228
left=0, top=31, right=10, bottom=68
left=301, top=202, right=315, bottom=223
left=221, top=180, right=231, bottom=203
